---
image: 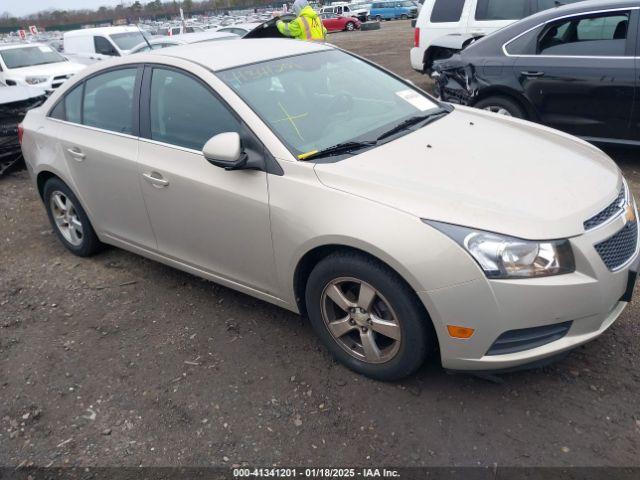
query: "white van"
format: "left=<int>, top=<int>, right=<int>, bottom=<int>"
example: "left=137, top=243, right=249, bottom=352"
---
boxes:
left=410, top=0, right=586, bottom=73
left=63, top=26, right=148, bottom=62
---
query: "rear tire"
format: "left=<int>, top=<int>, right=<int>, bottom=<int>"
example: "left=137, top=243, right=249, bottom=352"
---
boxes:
left=43, top=177, right=103, bottom=257
left=305, top=252, right=432, bottom=381
left=474, top=95, right=527, bottom=119
left=375, top=15, right=382, bottom=21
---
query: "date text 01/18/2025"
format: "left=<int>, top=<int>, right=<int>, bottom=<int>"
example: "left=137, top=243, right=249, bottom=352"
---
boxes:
left=233, top=468, right=401, bottom=478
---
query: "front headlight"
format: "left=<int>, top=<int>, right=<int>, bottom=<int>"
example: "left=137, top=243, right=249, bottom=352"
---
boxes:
left=25, top=76, right=48, bottom=85
left=424, top=220, right=575, bottom=279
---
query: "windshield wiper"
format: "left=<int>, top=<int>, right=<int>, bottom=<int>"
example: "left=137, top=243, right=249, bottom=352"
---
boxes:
left=376, top=108, right=449, bottom=142
left=300, top=140, right=376, bottom=161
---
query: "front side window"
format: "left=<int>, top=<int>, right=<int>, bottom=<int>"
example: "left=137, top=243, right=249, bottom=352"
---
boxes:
left=475, top=0, right=528, bottom=21
left=83, top=68, right=137, bottom=134
left=149, top=68, right=240, bottom=150
left=430, top=0, right=465, bottom=23
left=94, top=36, right=118, bottom=56
left=218, top=50, right=441, bottom=158
left=537, top=11, right=630, bottom=56
left=0, top=45, right=66, bottom=69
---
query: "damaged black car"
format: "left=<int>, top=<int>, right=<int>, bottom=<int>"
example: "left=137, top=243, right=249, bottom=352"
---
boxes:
left=432, top=0, right=640, bottom=146
left=1, top=82, right=46, bottom=176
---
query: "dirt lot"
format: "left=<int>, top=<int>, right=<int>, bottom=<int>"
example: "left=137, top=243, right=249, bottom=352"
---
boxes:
left=1, top=20, right=639, bottom=469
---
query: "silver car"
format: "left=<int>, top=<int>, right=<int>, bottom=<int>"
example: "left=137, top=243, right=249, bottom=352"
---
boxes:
left=19, top=39, right=639, bottom=380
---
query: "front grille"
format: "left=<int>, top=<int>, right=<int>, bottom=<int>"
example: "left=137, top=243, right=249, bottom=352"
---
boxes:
left=486, top=321, right=572, bottom=356
left=584, top=187, right=625, bottom=230
left=594, top=221, right=638, bottom=271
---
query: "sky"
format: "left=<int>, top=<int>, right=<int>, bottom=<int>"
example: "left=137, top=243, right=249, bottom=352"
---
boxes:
left=4, top=0, right=132, bottom=18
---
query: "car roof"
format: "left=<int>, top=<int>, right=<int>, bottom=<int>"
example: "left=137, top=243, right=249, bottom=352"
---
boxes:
left=171, top=31, right=239, bottom=42
left=219, top=22, right=262, bottom=30
left=63, top=26, right=141, bottom=37
left=0, top=42, right=47, bottom=51
left=525, top=0, right=639, bottom=23
left=150, top=38, right=331, bottom=71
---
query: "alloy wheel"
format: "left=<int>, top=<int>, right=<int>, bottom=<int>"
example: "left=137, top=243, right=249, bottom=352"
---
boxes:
left=482, top=105, right=513, bottom=117
left=346, top=22, right=355, bottom=31
left=50, top=191, right=84, bottom=246
left=320, top=277, right=401, bottom=364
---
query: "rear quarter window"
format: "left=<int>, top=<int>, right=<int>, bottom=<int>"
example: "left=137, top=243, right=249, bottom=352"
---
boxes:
left=430, top=0, right=465, bottom=23
left=475, top=0, right=528, bottom=21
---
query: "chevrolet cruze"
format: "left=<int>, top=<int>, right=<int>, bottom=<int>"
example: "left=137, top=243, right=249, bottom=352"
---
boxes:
left=20, top=39, right=639, bottom=380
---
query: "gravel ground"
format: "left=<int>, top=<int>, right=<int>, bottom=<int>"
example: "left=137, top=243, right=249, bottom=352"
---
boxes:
left=1, top=20, right=639, bottom=469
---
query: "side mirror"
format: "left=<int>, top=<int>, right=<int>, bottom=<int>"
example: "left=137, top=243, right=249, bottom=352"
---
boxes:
left=203, top=132, right=248, bottom=170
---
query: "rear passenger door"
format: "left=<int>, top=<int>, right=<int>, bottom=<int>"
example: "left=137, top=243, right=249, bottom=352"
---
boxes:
left=49, top=66, right=157, bottom=249
left=137, top=65, right=276, bottom=293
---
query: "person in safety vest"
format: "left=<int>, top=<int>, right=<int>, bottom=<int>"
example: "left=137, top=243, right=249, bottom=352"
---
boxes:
left=276, top=0, right=327, bottom=42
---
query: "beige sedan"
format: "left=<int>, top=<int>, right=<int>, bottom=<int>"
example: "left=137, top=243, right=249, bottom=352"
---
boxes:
left=20, top=39, right=638, bottom=380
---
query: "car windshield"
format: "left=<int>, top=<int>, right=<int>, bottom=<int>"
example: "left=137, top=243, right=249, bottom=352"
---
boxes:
left=110, top=32, right=146, bottom=51
left=218, top=50, right=441, bottom=158
left=0, top=45, right=66, bottom=69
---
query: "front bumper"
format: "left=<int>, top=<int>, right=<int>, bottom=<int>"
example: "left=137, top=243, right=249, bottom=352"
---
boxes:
left=418, top=212, right=639, bottom=371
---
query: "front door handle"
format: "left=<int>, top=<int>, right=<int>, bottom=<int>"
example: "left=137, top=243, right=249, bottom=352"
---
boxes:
left=521, top=71, right=545, bottom=77
left=66, top=147, right=86, bottom=161
left=142, top=171, right=169, bottom=188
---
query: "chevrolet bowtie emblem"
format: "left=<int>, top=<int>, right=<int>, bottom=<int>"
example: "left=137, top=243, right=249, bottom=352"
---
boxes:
left=625, top=204, right=636, bottom=224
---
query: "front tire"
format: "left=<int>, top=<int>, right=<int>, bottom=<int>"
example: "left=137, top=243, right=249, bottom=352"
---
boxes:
left=345, top=21, right=355, bottom=31
left=305, top=252, right=432, bottom=381
left=43, top=178, right=103, bottom=257
left=474, top=95, right=526, bottom=119
left=375, top=15, right=382, bottom=21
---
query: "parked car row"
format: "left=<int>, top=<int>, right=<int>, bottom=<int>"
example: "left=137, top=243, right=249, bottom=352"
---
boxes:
left=411, top=0, right=587, bottom=73
left=430, top=0, right=640, bottom=146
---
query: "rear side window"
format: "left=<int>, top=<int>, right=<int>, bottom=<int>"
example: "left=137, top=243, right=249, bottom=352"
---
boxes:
left=537, top=11, right=631, bottom=56
left=536, top=0, right=585, bottom=12
left=475, top=0, right=528, bottom=21
left=83, top=68, right=137, bottom=134
left=149, top=68, right=240, bottom=150
left=50, top=83, right=83, bottom=123
left=430, top=0, right=465, bottom=23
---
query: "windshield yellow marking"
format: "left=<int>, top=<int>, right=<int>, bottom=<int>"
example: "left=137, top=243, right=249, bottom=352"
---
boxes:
left=298, top=150, right=318, bottom=160
left=273, top=102, right=307, bottom=141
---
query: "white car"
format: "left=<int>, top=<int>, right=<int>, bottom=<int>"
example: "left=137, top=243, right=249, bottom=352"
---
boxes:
left=0, top=43, right=85, bottom=91
left=20, top=39, right=638, bottom=380
left=128, top=31, right=239, bottom=54
left=63, top=26, right=149, bottom=62
left=410, top=0, right=586, bottom=72
left=216, top=23, right=263, bottom=36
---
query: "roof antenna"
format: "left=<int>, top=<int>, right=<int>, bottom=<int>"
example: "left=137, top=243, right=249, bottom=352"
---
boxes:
left=136, top=23, right=153, bottom=50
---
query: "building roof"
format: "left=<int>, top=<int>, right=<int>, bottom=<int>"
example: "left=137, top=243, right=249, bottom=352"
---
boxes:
left=151, top=38, right=331, bottom=71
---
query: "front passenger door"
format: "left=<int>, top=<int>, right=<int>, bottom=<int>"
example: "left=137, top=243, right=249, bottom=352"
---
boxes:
left=137, top=66, right=277, bottom=294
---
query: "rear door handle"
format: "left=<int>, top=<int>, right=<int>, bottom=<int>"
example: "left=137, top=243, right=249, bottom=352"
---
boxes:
left=66, top=147, right=86, bottom=161
left=142, top=171, right=169, bottom=188
left=521, top=71, right=545, bottom=77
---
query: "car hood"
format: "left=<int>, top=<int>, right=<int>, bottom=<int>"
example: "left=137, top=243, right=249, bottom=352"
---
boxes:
left=7, top=61, right=85, bottom=78
left=0, top=84, right=46, bottom=103
left=313, top=106, right=621, bottom=240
